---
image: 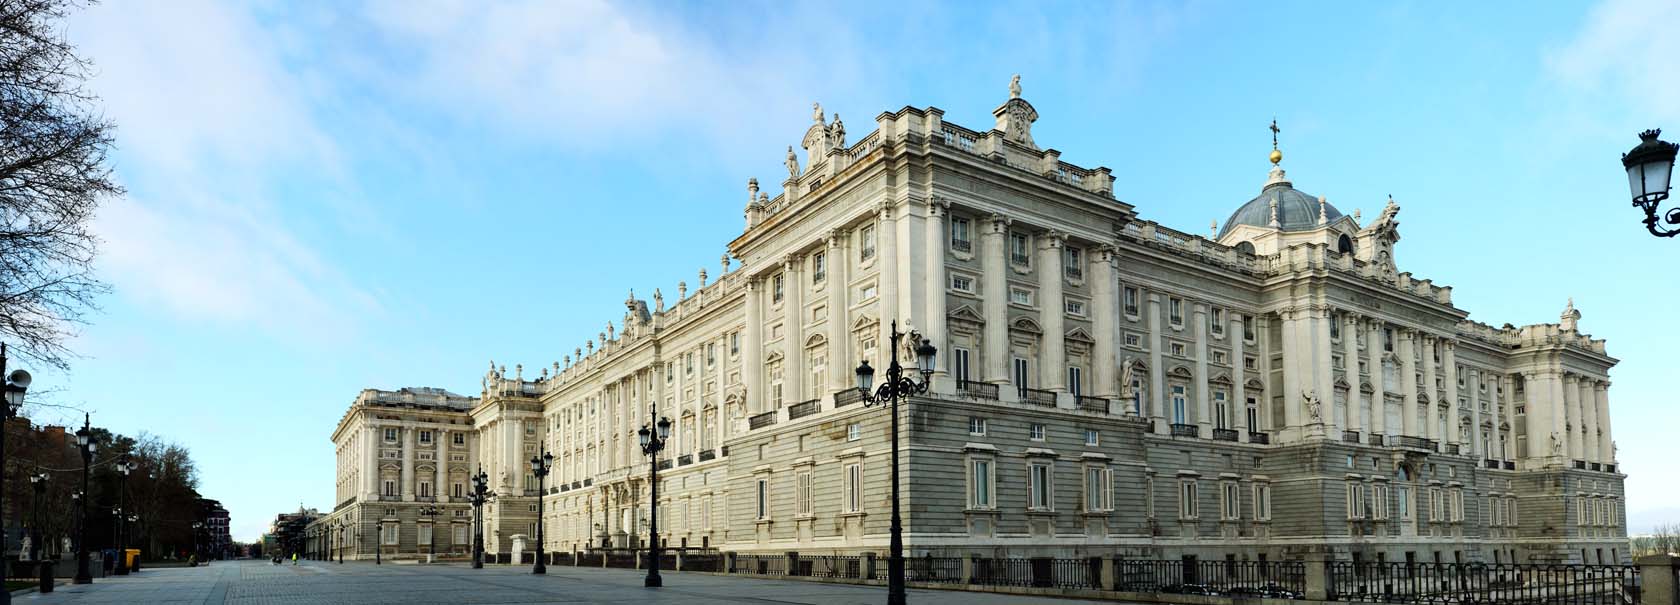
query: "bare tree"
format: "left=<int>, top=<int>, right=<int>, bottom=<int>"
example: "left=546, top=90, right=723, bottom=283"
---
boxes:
left=0, top=0, right=120, bottom=370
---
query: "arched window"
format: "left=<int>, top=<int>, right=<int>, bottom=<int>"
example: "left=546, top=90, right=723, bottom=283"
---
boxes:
left=1235, top=241, right=1256, bottom=255
left=1337, top=234, right=1354, bottom=254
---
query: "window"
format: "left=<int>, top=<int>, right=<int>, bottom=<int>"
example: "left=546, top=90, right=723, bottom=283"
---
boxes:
left=1222, top=482, right=1241, bottom=520
left=1013, top=357, right=1030, bottom=391
left=1214, top=391, right=1229, bottom=430
left=1029, top=423, right=1046, bottom=441
left=1064, top=298, right=1086, bottom=316
left=1170, top=342, right=1186, bottom=357
left=953, top=348, right=971, bottom=386
left=1330, top=313, right=1342, bottom=340
left=707, top=343, right=716, bottom=367
left=1431, top=488, right=1444, bottom=522
left=1009, top=288, right=1034, bottom=306
left=1212, top=350, right=1227, bottom=365
left=1125, top=333, right=1140, bottom=347
left=1179, top=480, right=1199, bottom=519
left=1243, top=315, right=1256, bottom=341
left=1244, top=356, right=1256, bottom=370
left=1383, top=328, right=1395, bottom=352
left=950, top=275, right=974, bottom=293
left=1085, top=466, right=1113, bottom=512
left=1347, top=482, right=1366, bottom=519
left=1374, top=484, right=1391, bottom=520
left=1169, top=297, right=1184, bottom=326
left=860, top=283, right=878, bottom=300
left=1123, top=287, right=1139, bottom=316
left=950, top=217, right=972, bottom=252
left=844, top=463, right=863, bottom=512
left=730, top=332, right=740, bottom=356
left=419, top=481, right=432, bottom=498
left=847, top=422, right=861, bottom=442
left=1068, top=366, right=1083, bottom=398
left=772, top=274, right=785, bottom=303
left=859, top=224, right=876, bottom=261
left=1064, top=247, right=1083, bottom=279
left=1211, top=308, right=1226, bottom=336
left=1029, top=462, right=1053, bottom=510
left=1253, top=483, right=1271, bottom=520
left=1010, top=232, right=1031, bottom=265
left=756, top=478, right=769, bottom=520
left=452, top=433, right=465, bottom=446
left=1085, top=429, right=1100, bottom=446
left=812, top=252, right=826, bottom=284
left=452, top=482, right=464, bottom=498
left=383, top=480, right=397, bottom=496
left=382, top=523, right=399, bottom=545
left=796, top=470, right=814, bottom=516
left=1397, top=485, right=1412, bottom=520
left=1171, top=385, right=1188, bottom=424
left=453, top=524, right=468, bottom=546
left=525, top=421, right=536, bottom=436
left=968, top=459, right=994, bottom=509
left=419, top=430, right=432, bottom=444
left=384, top=428, right=398, bottom=442
left=968, top=417, right=987, bottom=436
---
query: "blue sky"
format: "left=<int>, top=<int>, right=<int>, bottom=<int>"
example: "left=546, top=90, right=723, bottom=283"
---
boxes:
left=27, top=0, right=1677, bottom=541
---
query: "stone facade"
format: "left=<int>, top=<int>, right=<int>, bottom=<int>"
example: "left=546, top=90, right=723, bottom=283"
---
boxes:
left=315, top=79, right=1629, bottom=567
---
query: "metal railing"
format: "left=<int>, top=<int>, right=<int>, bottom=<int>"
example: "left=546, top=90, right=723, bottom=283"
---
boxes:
left=1344, top=430, right=1362, bottom=444
left=833, top=389, right=866, bottom=408
left=1010, top=252, right=1030, bottom=266
left=1249, top=432, right=1270, bottom=444
left=1115, top=559, right=1305, bottom=598
left=1485, top=459, right=1500, bottom=469
left=1575, top=459, right=1588, bottom=470
left=958, top=381, right=999, bottom=401
left=677, top=454, right=692, bottom=466
left=1327, top=561, right=1640, bottom=604
left=657, top=459, right=672, bottom=470
left=605, top=552, right=637, bottom=568
left=788, top=398, right=821, bottom=420
left=1020, top=388, right=1057, bottom=407
left=734, top=554, right=786, bottom=575
left=1445, top=443, right=1461, bottom=455
left=803, top=555, right=865, bottom=579
left=951, top=239, right=972, bottom=253
left=1394, top=435, right=1437, bottom=451
left=1077, top=396, right=1109, bottom=413
left=1213, top=428, right=1239, bottom=442
left=1171, top=423, right=1200, bottom=438
left=900, top=556, right=964, bottom=584
left=682, top=553, right=722, bottom=572
left=1065, top=266, right=1084, bottom=280
left=1504, top=460, right=1516, bottom=470
left=698, top=449, right=716, bottom=462
left=749, top=411, right=777, bottom=429
left=1368, top=433, right=1386, bottom=446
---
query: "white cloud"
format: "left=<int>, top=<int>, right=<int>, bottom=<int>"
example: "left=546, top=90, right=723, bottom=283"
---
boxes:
left=70, top=0, right=377, bottom=336
left=1548, top=0, right=1680, bottom=123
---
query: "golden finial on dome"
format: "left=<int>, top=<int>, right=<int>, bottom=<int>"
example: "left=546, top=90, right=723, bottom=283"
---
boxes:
left=1269, top=118, right=1283, bottom=165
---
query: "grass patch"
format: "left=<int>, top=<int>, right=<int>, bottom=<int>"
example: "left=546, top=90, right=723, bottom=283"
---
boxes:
left=5, top=579, right=38, bottom=592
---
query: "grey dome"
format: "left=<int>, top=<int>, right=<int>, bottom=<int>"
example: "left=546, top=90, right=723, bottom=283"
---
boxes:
left=1218, top=172, right=1342, bottom=239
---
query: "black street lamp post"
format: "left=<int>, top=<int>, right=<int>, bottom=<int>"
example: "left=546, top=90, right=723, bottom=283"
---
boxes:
left=529, top=449, right=553, bottom=574
left=192, top=522, right=203, bottom=564
left=467, top=467, right=494, bottom=569
left=30, top=471, right=52, bottom=593
left=418, top=505, right=440, bottom=563
left=854, top=321, right=936, bottom=605
left=114, top=454, right=132, bottom=575
left=637, top=413, right=671, bottom=588
left=337, top=522, right=346, bottom=564
left=73, top=415, right=96, bottom=584
left=2, top=343, right=32, bottom=605
left=1623, top=129, right=1680, bottom=237
left=374, top=523, right=382, bottom=565
left=127, top=514, right=138, bottom=571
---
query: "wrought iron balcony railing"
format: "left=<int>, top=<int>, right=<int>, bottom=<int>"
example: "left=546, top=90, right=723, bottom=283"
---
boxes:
left=1170, top=423, right=1200, bottom=438
left=787, top=399, right=821, bottom=420
left=1212, top=428, right=1239, bottom=442
left=958, top=381, right=999, bottom=401
left=1247, top=432, right=1270, bottom=444
left=1020, top=388, right=1057, bottom=407
left=1343, top=430, right=1361, bottom=444
left=749, top=411, right=777, bottom=430
left=1076, top=396, right=1108, bottom=414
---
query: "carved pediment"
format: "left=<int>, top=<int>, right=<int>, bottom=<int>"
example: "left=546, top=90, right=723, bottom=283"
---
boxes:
left=1010, top=316, right=1043, bottom=335
left=851, top=314, right=878, bottom=331
left=804, top=333, right=827, bottom=348
left=948, top=305, right=986, bottom=325
left=1334, top=376, right=1352, bottom=390
left=1167, top=366, right=1193, bottom=379
left=1209, top=373, right=1234, bottom=386
left=1064, top=327, right=1096, bottom=344
left=1359, top=381, right=1375, bottom=394
left=1245, top=378, right=1265, bottom=390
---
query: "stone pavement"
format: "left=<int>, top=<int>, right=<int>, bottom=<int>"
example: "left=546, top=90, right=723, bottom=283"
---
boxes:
left=12, top=559, right=1129, bottom=604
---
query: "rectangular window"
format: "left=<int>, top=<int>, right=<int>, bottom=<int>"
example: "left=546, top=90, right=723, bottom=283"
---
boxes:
left=1125, top=333, right=1141, bottom=348
left=1246, top=397, right=1259, bottom=432
left=1330, top=313, right=1342, bottom=340
left=1029, top=423, right=1045, bottom=441
left=418, top=481, right=432, bottom=498
left=1214, top=391, right=1229, bottom=430
left=950, top=275, right=974, bottom=293
left=383, top=480, right=396, bottom=496
left=452, top=433, right=465, bottom=446
left=1010, top=232, right=1031, bottom=265
left=1170, top=342, right=1186, bottom=357
left=385, top=428, right=398, bottom=442
left=756, top=478, right=769, bottom=520
left=1211, top=308, right=1226, bottom=336
left=453, top=483, right=464, bottom=498
left=730, top=332, right=740, bottom=356
left=418, top=523, right=433, bottom=546
left=1169, top=297, right=1184, bottom=326
left=969, top=459, right=993, bottom=509
left=419, top=430, right=432, bottom=444
left=1084, top=429, right=1099, bottom=446
left=847, top=422, right=861, bottom=442
left=950, top=217, right=972, bottom=251
left=1009, top=288, right=1033, bottom=306
left=1085, top=467, right=1113, bottom=512
left=452, top=524, right=468, bottom=546
left=812, top=252, right=826, bottom=284
left=1243, top=315, right=1256, bottom=341
left=1179, top=480, right=1199, bottom=519
left=383, top=524, right=399, bottom=545
left=1064, top=298, right=1086, bottom=316
left=953, top=348, right=971, bottom=386
left=1013, top=357, right=1030, bottom=391
left=1064, top=247, right=1082, bottom=279
left=1171, top=385, right=1188, bottom=424
left=1068, top=366, right=1083, bottom=398
left=1374, top=484, right=1391, bottom=520
left=1347, top=482, right=1365, bottom=519
left=772, top=274, right=785, bottom=303
left=1223, top=482, right=1241, bottom=520
left=1123, top=287, right=1140, bottom=316
left=1212, top=350, right=1228, bottom=365
left=796, top=470, right=813, bottom=516
left=1253, top=483, right=1271, bottom=520
left=859, top=224, right=876, bottom=261
left=968, top=417, right=987, bottom=436
left=1030, top=462, right=1053, bottom=510
left=845, top=463, right=863, bottom=512
left=860, top=283, right=878, bottom=300
left=1398, top=486, right=1412, bottom=520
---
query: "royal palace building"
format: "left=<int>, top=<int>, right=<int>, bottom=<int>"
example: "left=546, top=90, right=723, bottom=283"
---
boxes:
left=314, top=79, right=1629, bottom=567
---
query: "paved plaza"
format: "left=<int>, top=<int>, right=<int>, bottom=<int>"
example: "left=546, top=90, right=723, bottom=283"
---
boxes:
left=12, top=560, right=1124, bottom=604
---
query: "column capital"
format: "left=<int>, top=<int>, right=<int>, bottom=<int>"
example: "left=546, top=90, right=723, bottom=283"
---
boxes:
left=876, top=200, right=895, bottom=219
left=1090, top=244, right=1119, bottom=265
left=1563, top=373, right=1580, bottom=384
left=927, top=197, right=949, bottom=216
left=985, top=213, right=1011, bottom=233
left=1037, top=230, right=1066, bottom=249
left=1343, top=311, right=1362, bottom=325
left=1596, top=380, right=1610, bottom=390
left=782, top=253, right=803, bottom=272
left=826, top=228, right=847, bottom=248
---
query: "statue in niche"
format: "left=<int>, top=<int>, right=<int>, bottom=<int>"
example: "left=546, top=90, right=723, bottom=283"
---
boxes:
left=1551, top=432, right=1563, bottom=456
left=1118, top=362, right=1136, bottom=400
left=1304, top=390, right=1324, bottom=424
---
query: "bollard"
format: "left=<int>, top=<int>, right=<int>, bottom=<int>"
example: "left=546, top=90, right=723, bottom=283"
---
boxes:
left=1637, top=555, right=1676, bottom=605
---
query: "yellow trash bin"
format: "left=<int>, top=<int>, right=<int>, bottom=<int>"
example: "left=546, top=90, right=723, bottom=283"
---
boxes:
left=125, top=549, right=141, bottom=568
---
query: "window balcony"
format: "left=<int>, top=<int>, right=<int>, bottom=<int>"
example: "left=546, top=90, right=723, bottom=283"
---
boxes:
left=1368, top=433, right=1386, bottom=446
left=1019, top=387, right=1057, bottom=408
left=1573, top=459, right=1588, bottom=470
left=677, top=454, right=693, bottom=467
left=749, top=412, right=778, bottom=430
left=582, top=478, right=592, bottom=487
left=787, top=399, right=821, bottom=420
left=1342, top=430, right=1361, bottom=444
left=1064, top=266, right=1083, bottom=280
left=657, top=459, right=672, bottom=471
left=1604, top=463, right=1616, bottom=473
left=1212, top=428, right=1239, bottom=442
left=1170, top=423, right=1200, bottom=438
left=1484, top=459, right=1500, bottom=469
left=1502, top=461, right=1515, bottom=471
left=1076, top=396, right=1108, bottom=414
left=1589, top=462, right=1602, bottom=472
left=1444, top=443, right=1461, bottom=455
left=1393, top=435, right=1437, bottom=452
left=1010, top=252, right=1030, bottom=266
left=698, top=449, right=716, bottom=462
left=1247, top=432, right=1270, bottom=444
left=833, top=389, right=865, bottom=408
left=958, top=381, right=999, bottom=401
left=951, top=239, right=972, bottom=253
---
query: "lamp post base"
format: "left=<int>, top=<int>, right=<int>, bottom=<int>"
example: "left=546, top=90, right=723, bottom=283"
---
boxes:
left=644, top=572, right=662, bottom=587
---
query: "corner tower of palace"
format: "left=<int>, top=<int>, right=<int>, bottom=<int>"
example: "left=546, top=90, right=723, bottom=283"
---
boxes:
left=315, top=77, right=1627, bottom=567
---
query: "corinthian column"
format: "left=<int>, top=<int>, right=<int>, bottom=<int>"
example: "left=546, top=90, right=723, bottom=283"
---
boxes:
left=1038, top=231, right=1067, bottom=393
left=981, top=215, right=1010, bottom=387
left=743, top=278, right=763, bottom=414
left=1563, top=373, right=1581, bottom=460
left=924, top=201, right=949, bottom=394
left=1579, top=377, right=1598, bottom=463
left=1443, top=340, right=1459, bottom=448
left=1342, top=312, right=1362, bottom=435
left=1595, top=381, right=1613, bottom=462
left=1090, top=246, right=1119, bottom=401
left=826, top=230, right=850, bottom=393
left=1399, top=330, right=1418, bottom=438
left=782, top=254, right=804, bottom=405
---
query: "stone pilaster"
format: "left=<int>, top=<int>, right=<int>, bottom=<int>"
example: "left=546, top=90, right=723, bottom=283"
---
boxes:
left=1090, top=246, right=1119, bottom=400
left=1580, top=378, right=1598, bottom=463
left=1563, top=373, right=1581, bottom=461
left=981, top=214, right=1010, bottom=387
left=403, top=426, right=416, bottom=501
left=1595, top=382, right=1612, bottom=461
left=1342, top=312, right=1362, bottom=435
left=1420, top=335, right=1439, bottom=443
left=1443, top=340, right=1459, bottom=447
left=1147, top=294, right=1166, bottom=434
left=1398, top=330, right=1418, bottom=438
left=1038, top=231, right=1067, bottom=393
left=743, top=278, right=763, bottom=414
left=1279, top=308, right=1302, bottom=438
left=826, top=230, right=851, bottom=394
left=924, top=201, right=948, bottom=393
left=781, top=254, right=804, bottom=408
left=875, top=203, right=897, bottom=365
left=1364, top=320, right=1385, bottom=438
left=1192, top=303, right=1210, bottom=433
left=1231, top=312, right=1247, bottom=440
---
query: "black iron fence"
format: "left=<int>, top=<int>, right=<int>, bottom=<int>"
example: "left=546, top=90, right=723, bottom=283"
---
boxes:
left=604, top=552, right=637, bottom=569
left=802, top=555, right=866, bottom=579
left=681, top=553, right=722, bottom=572
left=1327, top=561, right=1640, bottom=604
left=733, top=553, right=785, bottom=575
left=900, top=556, right=964, bottom=584
left=1116, top=559, right=1305, bottom=599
